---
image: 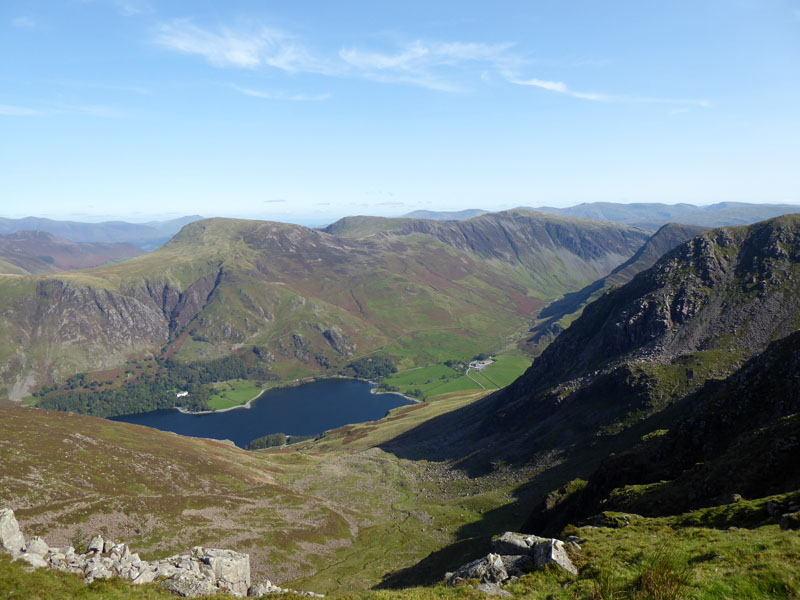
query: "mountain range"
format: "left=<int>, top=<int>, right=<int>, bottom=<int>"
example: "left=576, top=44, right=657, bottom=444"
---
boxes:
left=0, top=231, right=144, bottom=275
left=404, top=202, right=800, bottom=230
left=0, top=210, right=649, bottom=400
left=0, top=215, right=203, bottom=251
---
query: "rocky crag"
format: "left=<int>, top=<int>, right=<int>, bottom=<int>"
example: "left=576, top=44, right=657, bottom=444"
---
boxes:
left=442, top=532, right=578, bottom=597
left=0, top=508, right=321, bottom=598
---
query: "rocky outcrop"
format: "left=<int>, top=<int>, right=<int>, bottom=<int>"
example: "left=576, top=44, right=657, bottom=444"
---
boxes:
left=444, top=532, right=577, bottom=592
left=0, top=508, right=321, bottom=598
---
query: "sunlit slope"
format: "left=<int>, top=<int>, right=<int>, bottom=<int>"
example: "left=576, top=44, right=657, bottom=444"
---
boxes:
left=0, top=212, right=649, bottom=398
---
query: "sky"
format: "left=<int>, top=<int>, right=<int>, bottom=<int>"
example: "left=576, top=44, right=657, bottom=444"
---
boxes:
left=1, top=0, right=799, bottom=225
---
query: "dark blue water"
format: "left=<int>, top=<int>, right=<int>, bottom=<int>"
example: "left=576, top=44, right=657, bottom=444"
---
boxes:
left=111, top=379, right=410, bottom=448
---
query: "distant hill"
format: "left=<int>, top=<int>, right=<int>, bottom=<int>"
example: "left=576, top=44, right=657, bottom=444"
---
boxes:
left=0, top=211, right=649, bottom=400
left=0, top=231, right=144, bottom=275
left=528, top=201, right=800, bottom=230
left=0, top=215, right=203, bottom=250
left=401, top=209, right=489, bottom=221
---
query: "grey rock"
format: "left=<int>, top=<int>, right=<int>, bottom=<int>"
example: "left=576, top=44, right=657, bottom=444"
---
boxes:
left=162, top=572, right=217, bottom=598
left=103, top=539, right=116, bottom=553
left=195, top=547, right=251, bottom=596
left=532, top=539, right=577, bottom=575
left=26, top=536, right=50, bottom=557
left=87, top=535, right=104, bottom=553
left=491, top=532, right=545, bottom=555
left=475, top=582, right=512, bottom=597
left=449, top=553, right=508, bottom=585
left=249, top=580, right=285, bottom=596
left=0, top=508, right=26, bottom=556
left=17, top=552, right=48, bottom=569
left=499, top=554, right=534, bottom=577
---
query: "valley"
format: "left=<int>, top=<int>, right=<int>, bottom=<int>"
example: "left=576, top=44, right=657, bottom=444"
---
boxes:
left=2, top=212, right=800, bottom=599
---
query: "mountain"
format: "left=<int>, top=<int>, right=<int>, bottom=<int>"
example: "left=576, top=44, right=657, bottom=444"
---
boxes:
left=383, top=214, right=800, bottom=473
left=0, top=215, right=203, bottom=250
left=523, top=327, right=800, bottom=536
left=525, top=223, right=708, bottom=352
left=529, top=201, right=800, bottom=230
left=0, top=211, right=649, bottom=400
left=401, top=209, right=489, bottom=220
left=0, top=231, right=143, bottom=275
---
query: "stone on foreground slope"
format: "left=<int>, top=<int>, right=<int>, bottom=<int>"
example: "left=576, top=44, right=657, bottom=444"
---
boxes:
left=0, top=508, right=321, bottom=598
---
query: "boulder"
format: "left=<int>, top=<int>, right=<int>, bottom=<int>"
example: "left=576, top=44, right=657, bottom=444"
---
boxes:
left=449, top=553, right=508, bottom=585
left=26, top=536, right=50, bottom=557
left=499, top=554, right=534, bottom=577
left=532, top=538, right=577, bottom=575
left=491, top=532, right=545, bottom=555
left=0, top=508, right=26, bottom=556
left=249, top=580, right=285, bottom=596
left=17, top=552, right=48, bottom=569
left=87, top=535, right=104, bottom=553
left=162, top=572, right=217, bottom=598
left=195, top=547, right=251, bottom=596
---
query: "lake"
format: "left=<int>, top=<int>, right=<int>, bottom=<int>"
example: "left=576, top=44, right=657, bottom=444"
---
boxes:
left=111, top=378, right=411, bottom=448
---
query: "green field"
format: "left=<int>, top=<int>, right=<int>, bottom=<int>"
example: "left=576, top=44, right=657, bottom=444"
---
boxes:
left=381, top=355, right=531, bottom=398
left=207, top=379, right=263, bottom=410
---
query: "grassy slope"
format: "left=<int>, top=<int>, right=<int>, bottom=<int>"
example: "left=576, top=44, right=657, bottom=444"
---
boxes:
left=207, top=379, right=262, bottom=410
left=382, top=356, right=532, bottom=398
left=3, top=393, right=799, bottom=599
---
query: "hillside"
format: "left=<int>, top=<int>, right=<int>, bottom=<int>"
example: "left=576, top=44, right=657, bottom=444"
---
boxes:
left=0, top=215, right=202, bottom=251
left=0, top=231, right=144, bottom=275
left=525, top=223, right=708, bottom=352
left=0, top=212, right=649, bottom=401
left=382, top=214, right=800, bottom=473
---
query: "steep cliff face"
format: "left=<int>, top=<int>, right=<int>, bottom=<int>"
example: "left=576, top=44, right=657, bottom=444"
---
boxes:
left=515, top=216, right=800, bottom=395
left=381, top=214, right=800, bottom=476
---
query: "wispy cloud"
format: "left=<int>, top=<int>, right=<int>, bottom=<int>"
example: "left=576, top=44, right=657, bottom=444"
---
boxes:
left=11, top=16, right=36, bottom=29
left=264, top=199, right=286, bottom=203
left=153, top=21, right=523, bottom=92
left=0, top=104, right=44, bottom=116
left=339, top=40, right=520, bottom=91
left=232, top=85, right=330, bottom=102
left=154, top=20, right=333, bottom=74
left=511, top=77, right=711, bottom=108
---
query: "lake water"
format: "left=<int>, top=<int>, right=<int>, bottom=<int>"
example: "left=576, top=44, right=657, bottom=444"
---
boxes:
left=111, top=379, right=411, bottom=448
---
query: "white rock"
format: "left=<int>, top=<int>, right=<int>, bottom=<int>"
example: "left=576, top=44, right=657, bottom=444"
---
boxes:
left=0, top=509, right=26, bottom=556
left=26, top=536, right=50, bottom=557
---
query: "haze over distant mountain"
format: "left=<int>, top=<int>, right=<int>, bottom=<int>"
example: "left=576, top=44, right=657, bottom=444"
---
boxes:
left=0, top=231, right=144, bottom=275
left=0, top=215, right=203, bottom=251
left=402, top=203, right=800, bottom=230
left=401, top=209, right=489, bottom=221
left=528, top=201, right=800, bottom=230
left=0, top=210, right=649, bottom=399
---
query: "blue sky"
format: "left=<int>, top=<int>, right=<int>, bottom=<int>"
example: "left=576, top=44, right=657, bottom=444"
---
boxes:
left=1, top=1, right=798, bottom=224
